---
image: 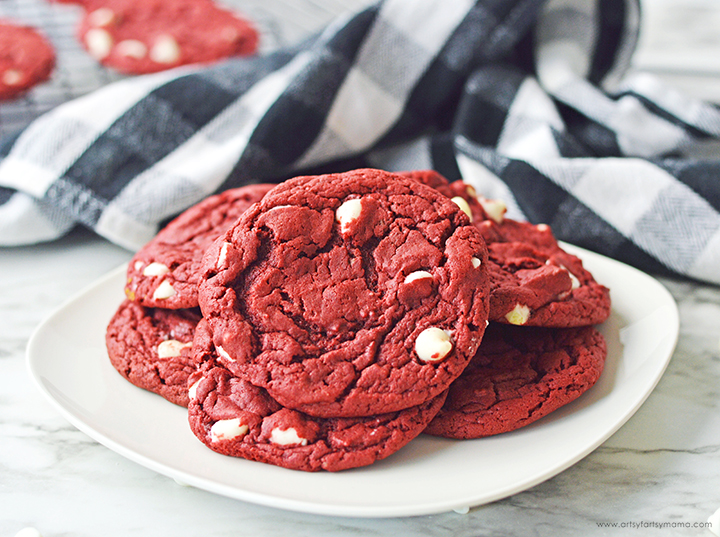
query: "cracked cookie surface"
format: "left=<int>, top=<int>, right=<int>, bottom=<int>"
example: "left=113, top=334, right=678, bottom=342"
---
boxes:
left=106, top=299, right=202, bottom=406
left=0, top=20, right=55, bottom=100
left=424, top=322, right=607, bottom=439
left=477, top=218, right=611, bottom=327
left=126, top=183, right=274, bottom=309
left=197, top=169, right=490, bottom=418
left=400, top=170, right=610, bottom=327
left=187, top=323, right=447, bottom=472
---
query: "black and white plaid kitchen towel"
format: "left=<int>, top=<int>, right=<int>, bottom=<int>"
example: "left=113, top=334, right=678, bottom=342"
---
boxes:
left=2, top=0, right=720, bottom=285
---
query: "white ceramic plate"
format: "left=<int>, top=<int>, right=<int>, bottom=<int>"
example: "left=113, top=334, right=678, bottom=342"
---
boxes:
left=27, top=245, right=679, bottom=518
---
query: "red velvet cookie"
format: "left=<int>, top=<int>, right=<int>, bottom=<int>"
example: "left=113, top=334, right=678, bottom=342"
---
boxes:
left=477, top=218, right=611, bottom=327
left=0, top=20, right=55, bottom=100
left=106, top=299, right=202, bottom=407
left=78, top=0, right=259, bottom=74
left=187, top=321, right=447, bottom=472
left=126, top=183, right=274, bottom=309
left=424, top=322, right=607, bottom=439
left=399, top=170, right=491, bottom=224
left=401, top=170, right=610, bottom=327
left=198, top=168, right=490, bottom=418
left=188, top=364, right=447, bottom=472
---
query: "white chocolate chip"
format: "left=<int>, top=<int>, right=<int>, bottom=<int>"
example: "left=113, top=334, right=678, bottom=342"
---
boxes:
left=85, top=28, right=114, bottom=60
left=157, top=339, right=192, bottom=358
left=87, top=7, right=116, bottom=27
left=152, top=279, right=176, bottom=300
left=188, top=379, right=201, bottom=400
left=220, top=26, right=240, bottom=42
left=216, top=345, right=234, bottom=362
left=451, top=196, right=473, bottom=221
left=567, top=270, right=581, bottom=289
left=471, top=257, right=482, bottom=268
left=478, top=197, right=506, bottom=223
left=505, top=304, right=530, bottom=325
left=143, top=261, right=170, bottom=277
left=211, top=418, right=249, bottom=442
left=2, top=69, right=23, bottom=86
left=536, top=223, right=550, bottom=232
left=115, top=39, right=148, bottom=59
left=133, top=260, right=144, bottom=271
left=465, top=184, right=477, bottom=198
left=404, top=270, right=433, bottom=284
left=270, top=426, right=308, bottom=446
left=150, top=34, right=181, bottom=64
left=217, top=242, right=232, bottom=269
left=415, top=327, right=453, bottom=362
left=335, top=198, right=363, bottom=233
left=550, top=261, right=581, bottom=290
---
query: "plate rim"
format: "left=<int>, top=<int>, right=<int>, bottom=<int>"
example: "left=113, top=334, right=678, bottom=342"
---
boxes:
left=25, top=244, right=680, bottom=518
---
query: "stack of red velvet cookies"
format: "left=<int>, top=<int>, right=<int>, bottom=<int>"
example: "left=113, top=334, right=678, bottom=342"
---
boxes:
left=106, top=168, right=610, bottom=472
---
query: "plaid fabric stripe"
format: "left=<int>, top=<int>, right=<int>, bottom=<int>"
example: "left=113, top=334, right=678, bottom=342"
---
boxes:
left=1, top=0, right=720, bottom=286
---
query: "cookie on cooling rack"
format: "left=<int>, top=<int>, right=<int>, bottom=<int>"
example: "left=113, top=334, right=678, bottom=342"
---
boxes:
left=78, top=0, right=258, bottom=74
left=0, top=20, right=55, bottom=100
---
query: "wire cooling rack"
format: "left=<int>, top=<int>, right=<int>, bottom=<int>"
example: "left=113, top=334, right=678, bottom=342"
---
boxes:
left=0, top=0, right=368, bottom=139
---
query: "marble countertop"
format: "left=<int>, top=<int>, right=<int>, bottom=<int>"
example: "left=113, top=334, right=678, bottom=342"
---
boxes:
left=3, top=228, right=720, bottom=537
left=3, top=0, right=720, bottom=536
